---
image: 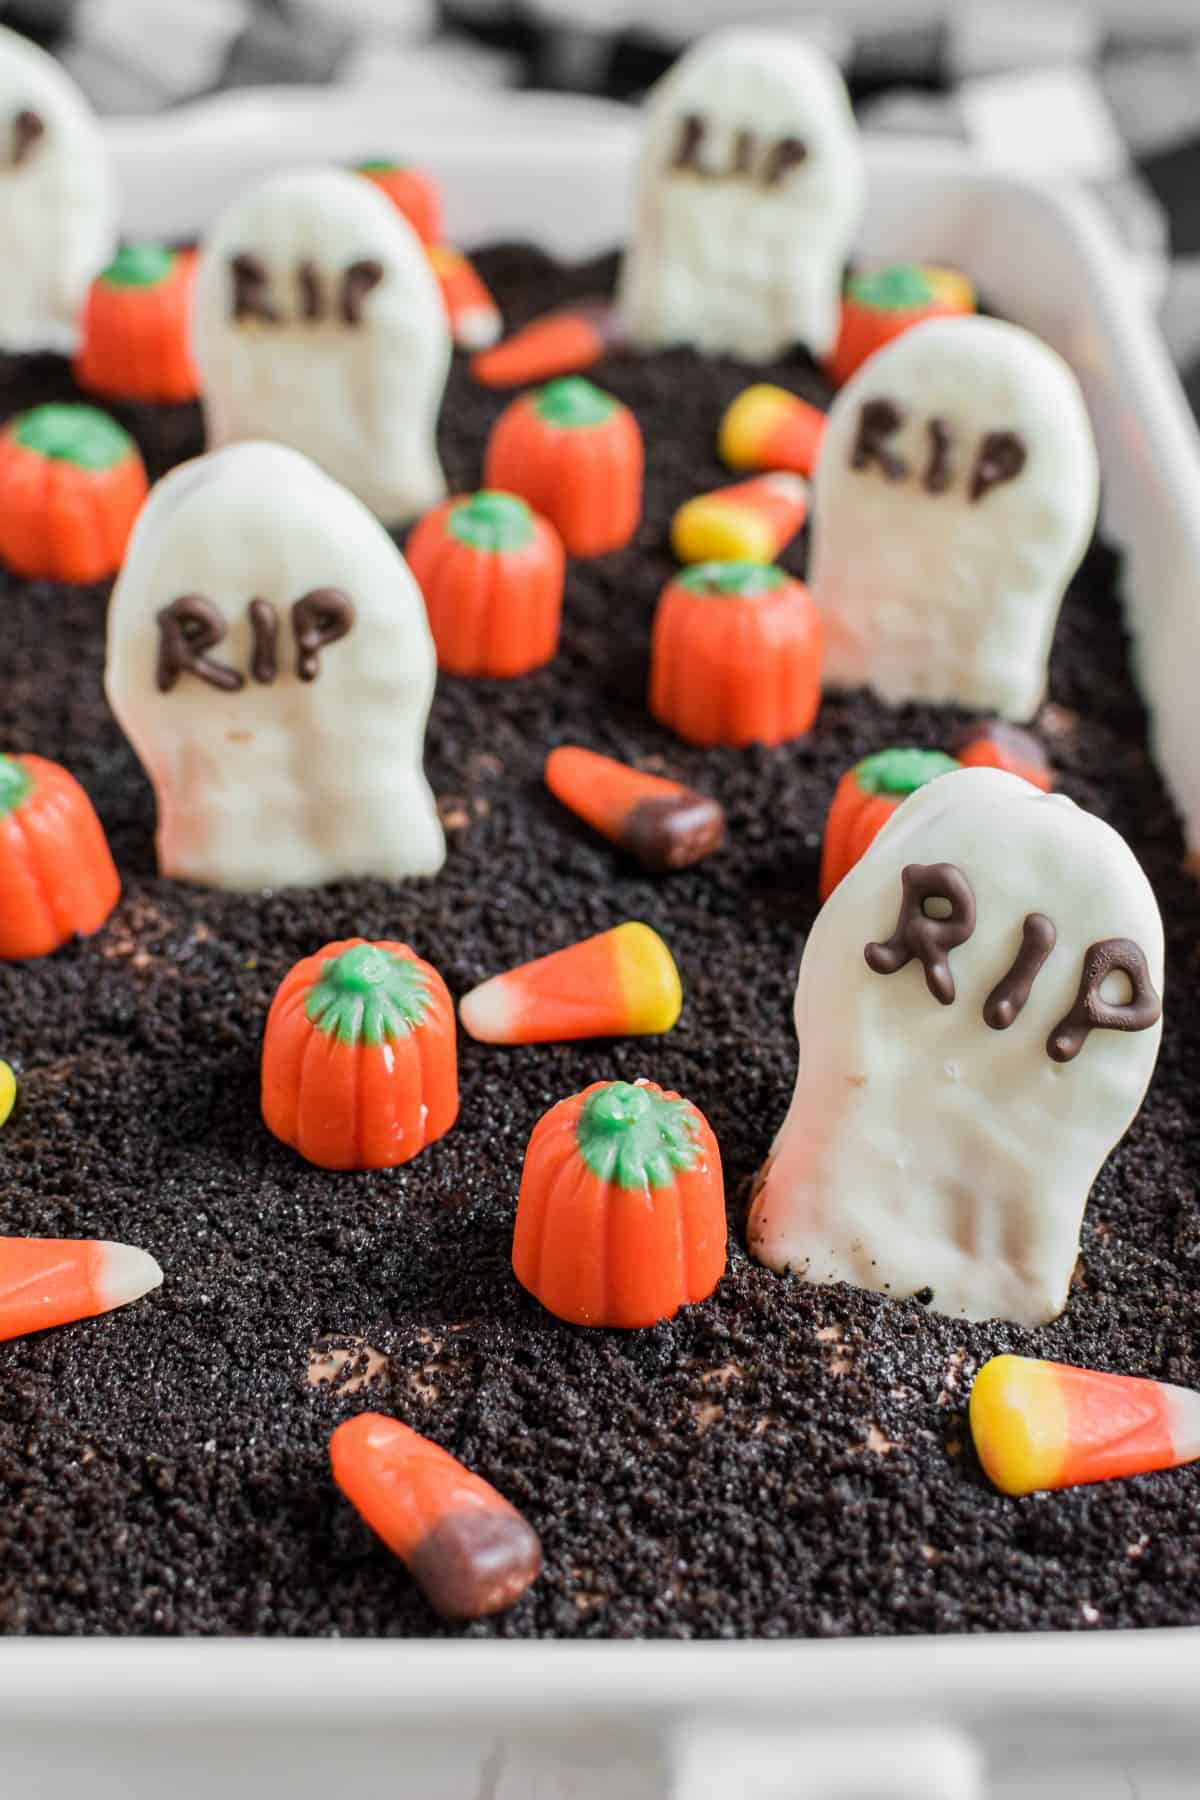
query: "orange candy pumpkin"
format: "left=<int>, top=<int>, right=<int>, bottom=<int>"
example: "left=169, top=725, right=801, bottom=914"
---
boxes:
left=819, top=747, right=960, bottom=902
left=74, top=244, right=200, bottom=404
left=483, top=377, right=643, bottom=558
left=512, top=1079, right=726, bottom=1329
left=827, top=265, right=970, bottom=389
left=649, top=561, right=823, bottom=748
left=0, top=404, right=147, bottom=584
left=355, top=160, right=441, bottom=246
left=407, top=490, right=564, bottom=677
left=0, top=752, right=120, bottom=959
left=261, top=939, right=458, bottom=1171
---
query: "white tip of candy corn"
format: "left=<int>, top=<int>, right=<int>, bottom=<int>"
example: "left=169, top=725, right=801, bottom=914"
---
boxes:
left=95, top=1241, right=164, bottom=1313
left=455, top=307, right=502, bottom=352
left=762, top=472, right=809, bottom=504
left=458, top=977, right=516, bottom=1044
left=1167, top=1384, right=1200, bottom=1466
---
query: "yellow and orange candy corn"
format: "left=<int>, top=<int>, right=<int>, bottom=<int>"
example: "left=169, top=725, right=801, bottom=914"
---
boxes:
left=671, top=471, right=808, bottom=566
left=427, top=245, right=501, bottom=351
left=458, top=921, right=682, bottom=1046
left=0, top=1060, right=14, bottom=1129
left=970, top=1354, right=1200, bottom=1496
left=471, top=299, right=623, bottom=389
left=0, top=1236, right=162, bottom=1341
left=719, top=384, right=826, bottom=478
left=330, top=1412, right=541, bottom=1621
left=545, top=746, right=724, bottom=873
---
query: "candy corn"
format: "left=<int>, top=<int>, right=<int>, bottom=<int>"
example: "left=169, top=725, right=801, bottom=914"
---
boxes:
left=545, top=746, right=724, bottom=873
left=330, top=1412, right=541, bottom=1621
left=671, top=472, right=808, bottom=566
left=0, top=1060, right=14, bottom=1129
left=470, top=300, right=623, bottom=388
left=952, top=720, right=1052, bottom=792
left=458, top=921, right=682, bottom=1045
left=427, top=245, right=501, bottom=351
left=970, top=1354, right=1200, bottom=1496
left=0, top=1236, right=162, bottom=1341
left=719, top=384, right=826, bottom=478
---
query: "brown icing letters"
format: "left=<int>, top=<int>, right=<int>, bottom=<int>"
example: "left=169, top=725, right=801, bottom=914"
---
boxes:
left=761, top=136, right=807, bottom=187
left=851, top=399, right=908, bottom=482
left=297, top=260, right=323, bottom=322
left=156, top=596, right=245, bottom=694
left=671, top=113, right=708, bottom=173
left=292, top=588, right=355, bottom=682
left=731, top=129, right=755, bottom=178
left=865, top=863, right=977, bottom=1006
left=339, top=259, right=384, bottom=327
left=922, top=417, right=954, bottom=494
left=12, top=109, right=44, bottom=166
left=970, top=430, right=1027, bottom=503
left=984, top=913, right=1057, bottom=1030
left=248, top=599, right=279, bottom=685
left=230, top=253, right=278, bottom=324
left=1047, top=938, right=1161, bottom=1065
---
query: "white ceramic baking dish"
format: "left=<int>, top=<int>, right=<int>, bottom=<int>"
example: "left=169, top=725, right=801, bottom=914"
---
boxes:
left=3, top=88, right=1199, bottom=1800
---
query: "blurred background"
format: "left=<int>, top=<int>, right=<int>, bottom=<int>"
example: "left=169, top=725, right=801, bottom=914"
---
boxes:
left=4, top=0, right=1200, bottom=406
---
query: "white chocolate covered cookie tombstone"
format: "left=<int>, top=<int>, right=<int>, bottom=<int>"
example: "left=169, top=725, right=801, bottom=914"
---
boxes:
left=193, top=167, right=449, bottom=527
left=811, top=316, right=1100, bottom=721
left=617, top=30, right=863, bottom=362
left=0, top=25, right=116, bottom=351
left=105, top=442, right=444, bottom=891
left=749, top=769, right=1163, bottom=1327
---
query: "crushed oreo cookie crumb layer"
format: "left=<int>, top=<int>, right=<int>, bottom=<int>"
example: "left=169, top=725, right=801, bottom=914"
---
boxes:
left=1, top=248, right=1198, bottom=1638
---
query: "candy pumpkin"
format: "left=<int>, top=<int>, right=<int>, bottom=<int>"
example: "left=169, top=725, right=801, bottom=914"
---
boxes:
left=0, top=752, right=120, bottom=959
left=483, top=377, right=642, bottom=558
left=827, top=265, right=970, bottom=389
left=649, top=561, right=823, bottom=748
left=512, top=1079, right=725, bottom=1329
left=74, top=244, right=200, bottom=404
left=0, top=404, right=147, bottom=584
left=356, top=160, right=441, bottom=246
left=951, top=720, right=1052, bottom=791
left=406, top=490, right=564, bottom=677
left=261, top=939, right=458, bottom=1171
left=819, top=746, right=960, bottom=902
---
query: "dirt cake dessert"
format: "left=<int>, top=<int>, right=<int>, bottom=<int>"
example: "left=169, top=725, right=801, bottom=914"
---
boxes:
left=2, top=21, right=1200, bottom=1639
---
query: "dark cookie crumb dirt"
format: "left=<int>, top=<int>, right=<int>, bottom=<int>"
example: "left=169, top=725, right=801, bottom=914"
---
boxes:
left=1, top=248, right=1199, bottom=1638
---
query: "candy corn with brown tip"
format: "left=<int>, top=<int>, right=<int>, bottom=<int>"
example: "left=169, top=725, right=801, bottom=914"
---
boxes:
left=671, top=472, right=808, bottom=566
left=970, top=1354, right=1200, bottom=1496
left=330, top=1412, right=541, bottom=1621
left=545, top=746, right=724, bottom=873
left=471, top=300, right=623, bottom=388
left=719, top=384, right=826, bottom=477
left=951, top=720, right=1052, bottom=791
left=427, top=245, right=501, bottom=351
left=0, top=1236, right=162, bottom=1341
left=459, top=921, right=682, bottom=1045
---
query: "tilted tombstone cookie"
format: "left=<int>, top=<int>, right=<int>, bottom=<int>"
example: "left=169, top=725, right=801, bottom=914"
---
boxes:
left=105, top=442, right=444, bottom=891
left=193, top=167, right=449, bottom=527
left=748, top=768, right=1163, bottom=1326
left=810, top=316, right=1100, bottom=721
left=617, top=29, right=864, bottom=362
left=0, top=24, right=117, bottom=351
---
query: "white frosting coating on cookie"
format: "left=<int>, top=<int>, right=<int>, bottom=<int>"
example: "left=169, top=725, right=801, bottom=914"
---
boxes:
left=0, top=25, right=116, bottom=351
left=617, top=29, right=864, bottom=361
left=105, top=442, right=444, bottom=891
left=749, top=768, right=1163, bottom=1326
left=193, top=167, right=449, bottom=527
left=811, top=316, right=1100, bottom=721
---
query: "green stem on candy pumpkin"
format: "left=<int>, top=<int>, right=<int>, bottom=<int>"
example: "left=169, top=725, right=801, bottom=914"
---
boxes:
left=535, top=377, right=617, bottom=430
left=678, top=560, right=786, bottom=598
left=853, top=747, right=960, bottom=797
left=448, top=490, right=535, bottom=553
left=101, top=244, right=175, bottom=289
left=13, top=404, right=135, bottom=472
left=305, top=944, right=431, bottom=1047
left=575, top=1081, right=700, bottom=1190
left=0, top=755, right=32, bottom=817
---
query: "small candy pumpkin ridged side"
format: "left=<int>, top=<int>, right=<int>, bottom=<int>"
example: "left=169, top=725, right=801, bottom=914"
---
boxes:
left=649, top=561, right=823, bottom=748
left=819, top=747, right=959, bottom=902
left=407, top=490, right=564, bottom=678
left=483, top=377, right=643, bottom=558
left=826, top=265, right=969, bottom=389
left=513, top=1079, right=726, bottom=1329
left=355, top=160, right=442, bottom=246
left=262, top=939, right=457, bottom=1171
left=0, top=753, right=120, bottom=959
left=74, top=244, right=200, bottom=405
left=0, top=404, right=147, bottom=584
